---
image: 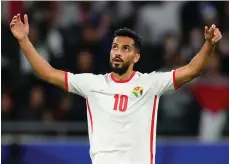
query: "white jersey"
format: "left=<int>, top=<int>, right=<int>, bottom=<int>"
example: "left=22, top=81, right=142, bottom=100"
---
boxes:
left=65, top=70, right=178, bottom=164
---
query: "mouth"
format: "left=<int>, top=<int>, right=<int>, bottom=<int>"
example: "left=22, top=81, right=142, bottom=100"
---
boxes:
left=113, top=58, right=123, bottom=63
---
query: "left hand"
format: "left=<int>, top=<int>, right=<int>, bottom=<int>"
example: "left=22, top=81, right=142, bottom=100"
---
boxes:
left=204, top=24, right=222, bottom=45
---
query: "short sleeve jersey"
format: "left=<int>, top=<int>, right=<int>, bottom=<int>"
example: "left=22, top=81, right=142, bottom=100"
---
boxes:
left=65, top=70, right=178, bottom=164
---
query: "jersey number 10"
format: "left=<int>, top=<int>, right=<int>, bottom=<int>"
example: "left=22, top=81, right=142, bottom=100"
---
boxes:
left=113, top=94, right=128, bottom=112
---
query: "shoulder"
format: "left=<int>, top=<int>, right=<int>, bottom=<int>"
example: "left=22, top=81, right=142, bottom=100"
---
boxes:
left=134, top=71, right=154, bottom=77
left=88, top=73, right=110, bottom=83
left=67, top=72, right=108, bottom=84
left=68, top=72, right=106, bottom=78
left=137, top=70, right=174, bottom=78
left=136, top=70, right=176, bottom=86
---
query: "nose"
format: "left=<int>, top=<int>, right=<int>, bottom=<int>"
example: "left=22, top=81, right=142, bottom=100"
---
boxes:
left=114, top=52, right=122, bottom=57
left=115, top=49, right=125, bottom=58
left=114, top=49, right=121, bottom=56
left=113, top=54, right=123, bottom=62
left=114, top=53, right=123, bottom=60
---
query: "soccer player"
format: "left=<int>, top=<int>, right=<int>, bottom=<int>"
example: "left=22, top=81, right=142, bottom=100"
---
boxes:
left=10, top=14, right=222, bottom=164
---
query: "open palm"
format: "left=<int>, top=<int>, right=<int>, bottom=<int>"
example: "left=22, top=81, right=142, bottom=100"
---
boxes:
left=10, top=14, right=29, bottom=41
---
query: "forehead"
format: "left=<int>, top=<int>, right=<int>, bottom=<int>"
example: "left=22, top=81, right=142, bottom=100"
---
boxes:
left=113, top=36, right=135, bottom=46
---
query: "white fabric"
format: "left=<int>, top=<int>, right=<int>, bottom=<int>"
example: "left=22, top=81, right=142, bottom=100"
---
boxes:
left=66, top=71, right=176, bottom=164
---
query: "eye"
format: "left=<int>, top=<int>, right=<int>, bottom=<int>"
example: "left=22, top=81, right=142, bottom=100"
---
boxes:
left=124, top=47, right=130, bottom=52
left=112, top=45, right=118, bottom=49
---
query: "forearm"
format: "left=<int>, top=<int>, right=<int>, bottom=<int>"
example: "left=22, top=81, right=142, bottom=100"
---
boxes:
left=19, top=37, right=56, bottom=80
left=174, top=24, right=222, bottom=88
left=187, top=41, right=216, bottom=76
left=175, top=41, right=217, bottom=88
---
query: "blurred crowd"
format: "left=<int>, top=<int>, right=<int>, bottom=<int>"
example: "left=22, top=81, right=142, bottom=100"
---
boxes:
left=1, top=1, right=229, bottom=139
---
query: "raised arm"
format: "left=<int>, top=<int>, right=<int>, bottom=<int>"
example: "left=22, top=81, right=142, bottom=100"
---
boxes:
left=175, top=24, right=222, bottom=88
left=10, top=14, right=65, bottom=89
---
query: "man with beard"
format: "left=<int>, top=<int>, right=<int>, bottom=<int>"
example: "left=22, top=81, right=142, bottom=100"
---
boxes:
left=10, top=14, right=222, bottom=164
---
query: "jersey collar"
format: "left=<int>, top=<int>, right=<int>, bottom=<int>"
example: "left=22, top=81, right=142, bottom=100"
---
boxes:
left=110, top=71, right=136, bottom=83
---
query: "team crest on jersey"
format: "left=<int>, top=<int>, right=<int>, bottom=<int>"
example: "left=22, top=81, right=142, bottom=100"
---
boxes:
left=132, top=86, right=143, bottom=98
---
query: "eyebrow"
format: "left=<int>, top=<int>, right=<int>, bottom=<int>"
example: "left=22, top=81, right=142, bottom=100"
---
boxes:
left=112, top=43, right=132, bottom=48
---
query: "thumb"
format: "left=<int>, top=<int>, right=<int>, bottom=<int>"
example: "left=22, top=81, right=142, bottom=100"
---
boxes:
left=24, top=14, right=29, bottom=26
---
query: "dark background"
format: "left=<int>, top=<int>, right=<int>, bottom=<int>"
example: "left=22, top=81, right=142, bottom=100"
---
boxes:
left=1, top=1, right=229, bottom=164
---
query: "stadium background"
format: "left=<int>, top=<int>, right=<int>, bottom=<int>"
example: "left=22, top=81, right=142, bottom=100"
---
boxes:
left=1, top=1, right=229, bottom=164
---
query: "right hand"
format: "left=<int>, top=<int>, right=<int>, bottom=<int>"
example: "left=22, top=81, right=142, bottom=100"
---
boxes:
left=10, top=13, right=29, bottom=42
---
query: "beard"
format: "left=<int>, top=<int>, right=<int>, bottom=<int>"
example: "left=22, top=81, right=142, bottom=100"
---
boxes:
left=109, top=60, right=130, bottom=76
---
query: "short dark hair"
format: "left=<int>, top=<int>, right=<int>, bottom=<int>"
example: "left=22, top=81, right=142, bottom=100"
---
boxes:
left=113, top=27, right=142, bottom=53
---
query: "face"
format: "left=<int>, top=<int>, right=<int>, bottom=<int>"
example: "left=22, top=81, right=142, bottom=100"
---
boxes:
left=110, top=36, right=140, bottom=75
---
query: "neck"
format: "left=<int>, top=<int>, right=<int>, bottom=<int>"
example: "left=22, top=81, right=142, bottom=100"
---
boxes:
left=111, top=69, right=135, bottom=83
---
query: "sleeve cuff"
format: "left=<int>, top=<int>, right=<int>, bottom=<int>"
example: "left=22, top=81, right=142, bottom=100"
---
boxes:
left=172, top=70, right=179, bottom=90
left=64, top=72, right=69, bottom=92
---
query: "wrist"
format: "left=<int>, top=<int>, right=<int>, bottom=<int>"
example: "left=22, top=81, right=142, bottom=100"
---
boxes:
left=18, top=36, right=29, bottom=44
left=205, top=39, right=217, bottom=47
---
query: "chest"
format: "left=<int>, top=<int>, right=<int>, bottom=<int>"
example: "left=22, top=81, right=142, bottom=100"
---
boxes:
left=89, top=80, right=153, bottom=116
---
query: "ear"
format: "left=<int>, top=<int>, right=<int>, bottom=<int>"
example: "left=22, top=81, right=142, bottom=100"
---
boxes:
left=134, top=53, right=140, bottom=63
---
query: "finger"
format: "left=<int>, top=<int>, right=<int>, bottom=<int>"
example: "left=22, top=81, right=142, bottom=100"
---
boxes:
left=213, top=35, right=221, bottom=42
left=10, top=23, right=15, bottom=28
left=209, top=24, right=216, bottom=33
left=212, top=32, right=222, bottom=42
left=204, top=26, right=209, bottom=34
left=12, top=16, right=17, bottom=21
left=212, top=33, right=218, bottom=42
left=216, top=32, right=222, bottom=41
left=17, top=13, right=21, bottom=22
left=214, top=28, right=219, bottom=35
left=24, top=14, right=29, bottom=25
left=19, top=13, right=21, bottom=21
left=11, top=20, right=17, bottom=25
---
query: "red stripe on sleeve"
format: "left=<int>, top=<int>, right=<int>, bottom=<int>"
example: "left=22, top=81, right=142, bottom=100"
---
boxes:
left=173, top=70, right=179, bottom=90
left=64, top=72, right=69, bottom=92
left=150, top=95, right=158, bottom=164
left=86, top=97, right=93, bottom=133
